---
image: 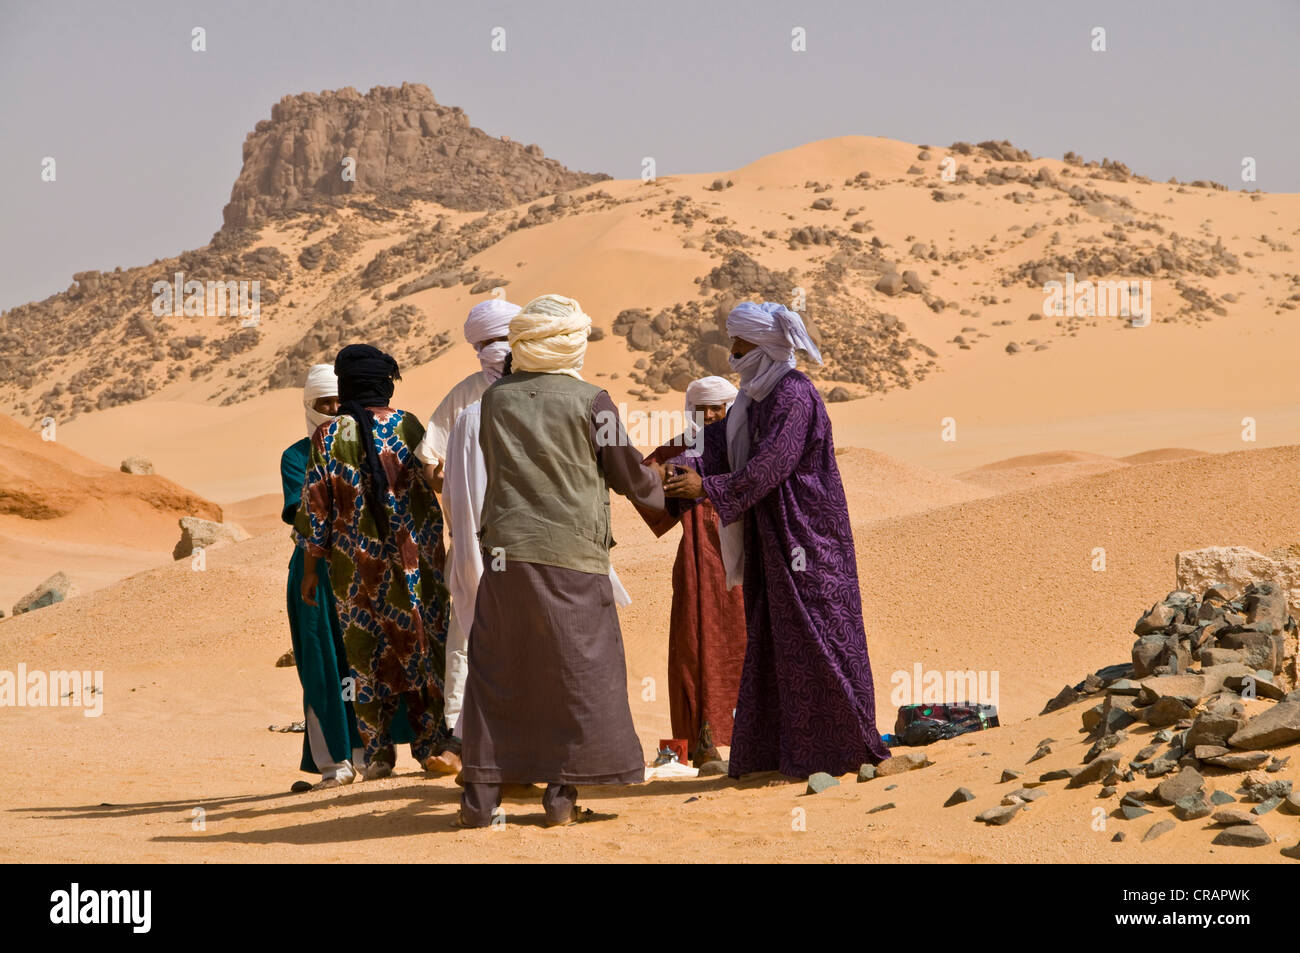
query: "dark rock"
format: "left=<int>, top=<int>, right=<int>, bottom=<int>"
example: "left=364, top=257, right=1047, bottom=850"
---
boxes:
left=975, top=803, right=1022, bottom=825
left=1154, top=767, right=1204, bottom=805
left=1211, top=825, right=1272, bottom=847
left=944, top=787, right=976, bottom=807
left=1067, top=751, right=1123, bottom=788
left=1173, top=795, right=1212, bottom=820
left=1229, top=701, right=1300, bottom=749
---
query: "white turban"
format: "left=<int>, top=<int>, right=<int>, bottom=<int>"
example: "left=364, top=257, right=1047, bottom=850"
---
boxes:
left=684, top=375, right=738, bottom=416
left=509, top=294, right=591, bottom=379
left=719, top=302, right=822, bottom=589
left=464, top=298, right=521, bottom=348
left=303, top=363, right=339, bottom=438
left=465, top=298, right=521, bottom=382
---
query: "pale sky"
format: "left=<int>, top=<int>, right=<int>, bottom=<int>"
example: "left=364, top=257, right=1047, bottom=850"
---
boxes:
left=2, top=0, right=1296, bottom=310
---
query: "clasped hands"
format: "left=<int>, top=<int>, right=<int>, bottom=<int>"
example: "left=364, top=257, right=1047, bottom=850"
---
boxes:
left=648, top=460, right=705, bottom=499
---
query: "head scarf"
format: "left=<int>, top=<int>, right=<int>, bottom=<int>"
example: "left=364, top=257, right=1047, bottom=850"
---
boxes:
left=464, top=298, right=521, bottom=383
left=334, top=344, right=401, bottom=539
left=684, top=375, right=738, bottom=417
left=303, top=363, right=339, bottom=439
left=719, top=301, right=822, bottom=588
left=509, top=294, right=591, bottom=379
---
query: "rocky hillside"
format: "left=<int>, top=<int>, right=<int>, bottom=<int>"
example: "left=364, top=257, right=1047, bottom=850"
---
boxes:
left=223, top=83, right=608, bottom=227
left=1, top=91, right=1294, bottom=426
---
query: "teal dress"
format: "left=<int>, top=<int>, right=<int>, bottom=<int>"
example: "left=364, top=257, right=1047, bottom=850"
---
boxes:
left=282, top=438, right=411, bottom=772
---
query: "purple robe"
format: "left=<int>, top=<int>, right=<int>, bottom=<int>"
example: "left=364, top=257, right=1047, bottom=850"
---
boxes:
left=696, top=369, right=890, bottom=778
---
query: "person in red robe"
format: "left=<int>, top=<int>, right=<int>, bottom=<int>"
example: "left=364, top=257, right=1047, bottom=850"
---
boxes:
left=636, top=376, right=747, bottom=767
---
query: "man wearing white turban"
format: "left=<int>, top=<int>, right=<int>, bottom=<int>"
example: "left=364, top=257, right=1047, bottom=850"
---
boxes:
left=664, top=302, right=891, bottom=780
left=414, top=297, right=521, bottom=774
left=280, top=365, right=361, bottom=789
left=634, top=375, right=747, bottom=767
left=457, top=294, right=667, bottom=828
left=415, top=297, right=522, bottom=490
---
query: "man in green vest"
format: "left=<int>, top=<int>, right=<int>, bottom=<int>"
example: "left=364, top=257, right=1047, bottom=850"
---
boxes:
left=457, top=294, right=666, bottom=828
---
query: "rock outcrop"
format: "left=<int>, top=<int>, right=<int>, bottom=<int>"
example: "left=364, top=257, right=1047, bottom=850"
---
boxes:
left=222, top=84, right=608, bottom=227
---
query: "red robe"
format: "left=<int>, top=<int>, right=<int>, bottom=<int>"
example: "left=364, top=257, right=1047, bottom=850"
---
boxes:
left=638, top=441, right=747, bottom=759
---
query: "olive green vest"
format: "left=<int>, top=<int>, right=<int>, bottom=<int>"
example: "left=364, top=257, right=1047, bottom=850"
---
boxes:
left=478, top=371, right=613, bottom=574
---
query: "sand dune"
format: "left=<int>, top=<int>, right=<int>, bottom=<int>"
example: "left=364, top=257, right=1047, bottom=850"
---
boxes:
left=0, top=414, right=221, bottom=611
left=956, top=450, right=1127, bottom=493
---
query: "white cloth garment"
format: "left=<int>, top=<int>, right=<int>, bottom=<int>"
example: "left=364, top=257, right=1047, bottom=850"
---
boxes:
left=415, top=371, right=492, bottom=467
left=684, top=375, right=739, bottom=417
left=440, top=397, right=631, bottom=732
left=303, top=363, right=339, bottom=439
left=304, top=705, right=353, bottom=781
left=463, top=298, right=521, bottom=348
left=719, top=302, right=823, bottom=589
left=509, top=294, right=591, bottom=379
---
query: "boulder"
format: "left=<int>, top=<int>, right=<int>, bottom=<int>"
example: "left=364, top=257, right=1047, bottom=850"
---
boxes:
left=120, top=455, right=154, bottom=474
left=1067, top=750, right=1122, bottom=788
left=1211, top=825, right=1272, bottom=847
left=172, top=517, right=250, bottom=560
left=805, top=772, right=840, bottom=795
left=1229, top=701, right=1300, bottom=750
left=874, top=274, right=904, bottom=296
left=1154, top=767, right=1204, bottom=805
left=944, top=787, right=975, bottom=806
left=13, top=572, right=79, bottom=615
left=1176, top=547, right=1300, bottom=614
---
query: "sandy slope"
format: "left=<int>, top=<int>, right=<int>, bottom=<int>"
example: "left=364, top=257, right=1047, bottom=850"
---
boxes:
left=0, top=415, right=221, bottom=612
left=3, top=443, right=1300, bottom=862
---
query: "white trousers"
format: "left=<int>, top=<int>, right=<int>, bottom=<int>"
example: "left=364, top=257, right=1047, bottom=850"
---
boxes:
left=443, top=604, right=470, bottom=737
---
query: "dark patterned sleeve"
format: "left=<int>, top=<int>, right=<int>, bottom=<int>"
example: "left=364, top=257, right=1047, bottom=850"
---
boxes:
left=702, top=379, right=812, bottom=526
left=294, top=428, right=334, bottom=559
left=590, top=391, right=665, bottom=511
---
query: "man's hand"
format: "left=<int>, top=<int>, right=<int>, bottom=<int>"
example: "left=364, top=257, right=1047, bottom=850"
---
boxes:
left=664, top=465, right=705, bottom=499
left=424, top=460, right=444, bottom=494
left=301, top=556, right=320, bottom=606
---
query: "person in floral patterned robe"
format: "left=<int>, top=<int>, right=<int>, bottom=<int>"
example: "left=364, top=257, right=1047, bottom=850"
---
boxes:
left=295, top=344, right=450, bottom=777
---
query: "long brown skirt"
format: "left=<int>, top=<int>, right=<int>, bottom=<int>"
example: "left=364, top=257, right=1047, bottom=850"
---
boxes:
left=459, top=559, right=645, bottom=785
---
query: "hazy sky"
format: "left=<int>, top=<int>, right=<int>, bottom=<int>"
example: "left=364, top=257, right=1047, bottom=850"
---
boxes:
left=2, top=0, right=1296, bottom=310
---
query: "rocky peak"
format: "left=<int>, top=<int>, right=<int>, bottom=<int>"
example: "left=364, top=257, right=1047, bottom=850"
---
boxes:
left=222, top=83, right=608, bottom=227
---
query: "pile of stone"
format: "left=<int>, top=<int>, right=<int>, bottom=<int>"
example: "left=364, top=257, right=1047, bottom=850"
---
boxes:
left=1036, top=572, right=1300, bottom=852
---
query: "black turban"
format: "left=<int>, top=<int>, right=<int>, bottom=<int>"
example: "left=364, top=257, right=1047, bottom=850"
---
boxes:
left=334, top=344, right=402, bottom=538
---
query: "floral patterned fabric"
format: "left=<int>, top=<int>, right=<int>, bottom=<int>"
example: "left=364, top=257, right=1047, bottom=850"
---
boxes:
left=295, top=408, right=450, bottom=764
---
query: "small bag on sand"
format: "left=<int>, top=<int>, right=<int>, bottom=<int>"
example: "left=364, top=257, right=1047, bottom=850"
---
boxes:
left=893, top=702, right=999, bottom=746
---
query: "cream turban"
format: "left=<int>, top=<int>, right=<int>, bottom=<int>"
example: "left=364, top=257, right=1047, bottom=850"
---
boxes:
left=685, top=375, right=738, bottom=416
left=509, top=294, right=591, bottom=379
left=303, top=363, right=339, bottom=438
left=463, top=298, right=521, bottom=349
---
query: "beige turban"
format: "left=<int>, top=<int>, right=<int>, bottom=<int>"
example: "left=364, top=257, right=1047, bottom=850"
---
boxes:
left=509, top=294, right=591, bottom=379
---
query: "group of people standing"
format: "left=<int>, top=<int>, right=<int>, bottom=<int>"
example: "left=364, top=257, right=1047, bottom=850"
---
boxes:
left=279, top=292, right=891, bottom=826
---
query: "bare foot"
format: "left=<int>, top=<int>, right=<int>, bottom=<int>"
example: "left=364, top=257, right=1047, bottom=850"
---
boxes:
left=425, top=751, right=462, bottom=775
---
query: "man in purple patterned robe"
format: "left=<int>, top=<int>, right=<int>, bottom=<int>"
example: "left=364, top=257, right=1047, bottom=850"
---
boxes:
left=665, top=301, right=891, bottom=779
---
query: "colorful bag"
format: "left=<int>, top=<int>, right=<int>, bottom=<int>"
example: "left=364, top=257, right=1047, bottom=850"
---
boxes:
left=893, top=703, right=999, bottom=746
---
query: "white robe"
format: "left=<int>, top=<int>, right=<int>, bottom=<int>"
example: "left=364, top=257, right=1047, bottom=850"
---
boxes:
left=414, top=370, right=492, bottom=467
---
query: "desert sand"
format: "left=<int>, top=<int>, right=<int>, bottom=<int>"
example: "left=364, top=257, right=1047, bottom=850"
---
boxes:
left=3, top=108, right=1300, bottom=862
